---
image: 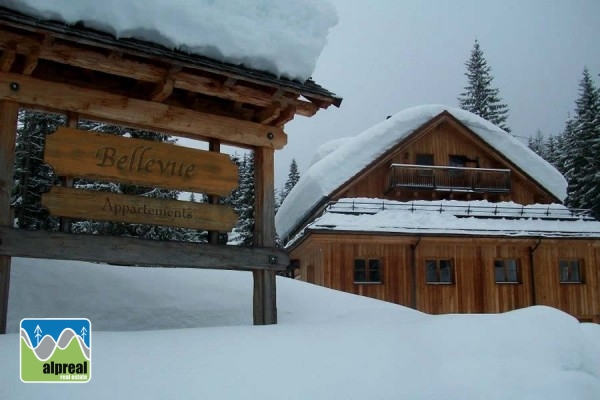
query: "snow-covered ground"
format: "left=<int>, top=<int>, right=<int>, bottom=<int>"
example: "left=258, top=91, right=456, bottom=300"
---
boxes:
left=1, top=257, right=599, bottom=399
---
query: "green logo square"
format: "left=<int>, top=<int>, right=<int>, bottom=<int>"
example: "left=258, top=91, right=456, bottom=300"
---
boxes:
left=20, top=318, right=91, bottom=383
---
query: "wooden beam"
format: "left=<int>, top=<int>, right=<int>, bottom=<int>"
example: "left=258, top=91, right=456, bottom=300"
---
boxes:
left=253, top=147, right=277, bottom=325
left=208, top=139, right=221, bottom=245
left=0, top=72, right=287, bottom=149
left=0, top=31, right=325, bottom=116
left=59, top=113, right=78, bottom=233
left=151, top=65, right=180, bottom=102
left=22, top=45, right=40, bottom=75
left=0, top=227, right=288, bottom=272
left=273, top=104, right=297, bottom=127
left=254, top=102, right=282, bottom=124
left=0, top=41, right=16, bottom=73
left=0, top=100, right=19, bottom=334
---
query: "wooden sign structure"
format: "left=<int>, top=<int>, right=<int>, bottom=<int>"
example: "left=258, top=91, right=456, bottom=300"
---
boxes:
left=42, top=128, right=238, bottom=232
left=0, top=7, right=341, bottom=331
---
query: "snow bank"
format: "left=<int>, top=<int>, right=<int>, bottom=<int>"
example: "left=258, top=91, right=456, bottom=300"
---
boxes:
left=276, top=105, right=568, bottom=239
left=4, top=0, right=338, bottom=81
left=1, top=258, right=599, bottom=399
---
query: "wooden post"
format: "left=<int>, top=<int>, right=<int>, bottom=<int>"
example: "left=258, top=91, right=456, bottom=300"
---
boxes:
left=59, top=112, right=78, bottom=233
left=208, top=139, right=221, bottom=245
left=253, top=146, right=277, bottom=325
left=0, top=100, right=19, bottom=334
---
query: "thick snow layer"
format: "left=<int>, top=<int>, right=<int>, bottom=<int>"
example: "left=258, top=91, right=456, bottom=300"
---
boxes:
left=308, top=136, right=354, bottom=168
left=300, top=198, right=600, bottom=239
left=1, top=258, right=599, bottom=399
left=4, top=0, right=338, bottom=81
left=276, top=105, right=568, bottom=239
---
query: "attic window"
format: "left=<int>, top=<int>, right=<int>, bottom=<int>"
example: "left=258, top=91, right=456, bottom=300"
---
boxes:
left=416, top=153, right=434, bottom=166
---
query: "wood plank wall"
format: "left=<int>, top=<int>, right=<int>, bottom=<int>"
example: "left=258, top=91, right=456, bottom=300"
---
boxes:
left=291, top=234, right=600, bottom=320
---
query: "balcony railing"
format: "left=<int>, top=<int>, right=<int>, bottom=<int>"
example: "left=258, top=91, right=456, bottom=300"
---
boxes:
left=388, top=164, right=511, bottom=193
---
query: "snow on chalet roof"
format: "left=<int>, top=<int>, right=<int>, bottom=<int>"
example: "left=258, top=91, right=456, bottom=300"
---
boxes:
left=4, top=0, right=338, bottom=81
left=276, top=105, right=569, bottom=240
left=308, top=137, right=354, bottom=168
left=294, top=198, right=600, bottom=241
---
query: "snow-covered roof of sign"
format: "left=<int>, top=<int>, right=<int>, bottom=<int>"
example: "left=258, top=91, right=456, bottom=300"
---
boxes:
left=2, top=0, right=338, bottom=83
left=285, top=198, right=600, bottom=246
left=276, top=105, right=568, bottom=240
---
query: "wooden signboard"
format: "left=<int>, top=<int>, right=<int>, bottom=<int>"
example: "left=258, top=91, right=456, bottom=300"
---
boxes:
left=44, top=127, right=238, bottom=196
left=42, top=187, right=238, bottom=231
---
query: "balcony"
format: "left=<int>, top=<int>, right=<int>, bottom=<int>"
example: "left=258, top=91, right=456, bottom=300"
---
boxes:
left=388, top=164, right=511, bottom=194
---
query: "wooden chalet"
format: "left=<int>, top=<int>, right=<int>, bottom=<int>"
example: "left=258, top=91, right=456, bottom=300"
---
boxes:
left=0, top=6, right=341, bottom=332
left=277, top=105, right=600, bottom=323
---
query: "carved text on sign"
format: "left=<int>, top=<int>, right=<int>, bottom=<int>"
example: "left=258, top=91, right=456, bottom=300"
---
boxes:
left=44, top=127, right=238, bottom=196
left=95, top=146, right=196, bottom=178
left=102, top=197, right=193, bottom=219
left=42, top=187, right=238, bottom=232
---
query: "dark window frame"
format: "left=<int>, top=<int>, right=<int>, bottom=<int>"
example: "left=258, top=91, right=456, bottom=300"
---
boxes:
left=494, top=258, right=520, bottom=284
left=559, top=259, right=583, bottom=284
left=354, top=258, right=382, bottom=284
left=416, top=153, right=434, bottom=166
left=425, top=259, right=454, bottom=284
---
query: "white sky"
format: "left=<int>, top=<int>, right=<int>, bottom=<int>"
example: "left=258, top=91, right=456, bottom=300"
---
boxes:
left=275, top=0, right=600, bottom=188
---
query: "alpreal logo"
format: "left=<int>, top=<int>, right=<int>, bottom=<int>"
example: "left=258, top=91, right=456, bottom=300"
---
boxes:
left=20, top=318, right=91, bottom=383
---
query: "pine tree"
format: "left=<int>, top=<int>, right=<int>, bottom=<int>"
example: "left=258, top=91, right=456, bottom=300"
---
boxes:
left=223, top=153, right=255, bottom=246
left=458, top=39, right=511, bottom=132
left=560, top=68, right=600, bottom=216
left=527, top=130, right=546, bottom=159
left=11, top=110, right=65, bottom=230
left=544, top=134, right=561, bottom=169
left=279, top=159, right=300, bottom=205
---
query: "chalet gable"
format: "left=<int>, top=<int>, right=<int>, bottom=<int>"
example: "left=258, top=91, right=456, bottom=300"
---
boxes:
left=339, top=111, right=560, bottom=204
left=276, top=105, right=567, bottom=241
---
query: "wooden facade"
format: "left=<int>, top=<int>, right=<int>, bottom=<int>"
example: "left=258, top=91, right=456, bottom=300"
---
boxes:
left=290, top=234, right=600, bottom=321
left=285, top=111, right=600, bottom=322
left=0, top=7, right=341, bottom=331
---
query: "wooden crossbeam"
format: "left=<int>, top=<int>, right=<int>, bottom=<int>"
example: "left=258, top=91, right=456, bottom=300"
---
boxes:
left=151, top=65, right=181, bottom=102
left=0, top=227, right=288, bottom=271
left=254, top=102, right=281, bottom=124
left=0, top=41, right=16, bottom=72
left=22, top=44, right=39, bottom=75
left=273, top=105, right=297, bottom=127
left=0, top=31, right=323, bottom=116
left=0, top=72, right=287, bottom=149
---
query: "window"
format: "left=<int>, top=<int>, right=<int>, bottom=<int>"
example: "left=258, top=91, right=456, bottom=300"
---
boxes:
left=559, top=260, right=582, bottom=283
left=415, top=153, right=434, bottom=178
left=425, top=259, right=454, bottom=284
left=354, top=259, right=382, bottom=283
left=448, top=155, right=467, bottom=168
left=494, top=259, right=520, bottom=283
left=416, top=153, right=434, bottom=166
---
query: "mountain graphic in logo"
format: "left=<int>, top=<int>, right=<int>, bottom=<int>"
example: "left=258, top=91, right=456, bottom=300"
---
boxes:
left=20, top=318, right=91, bottom=383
